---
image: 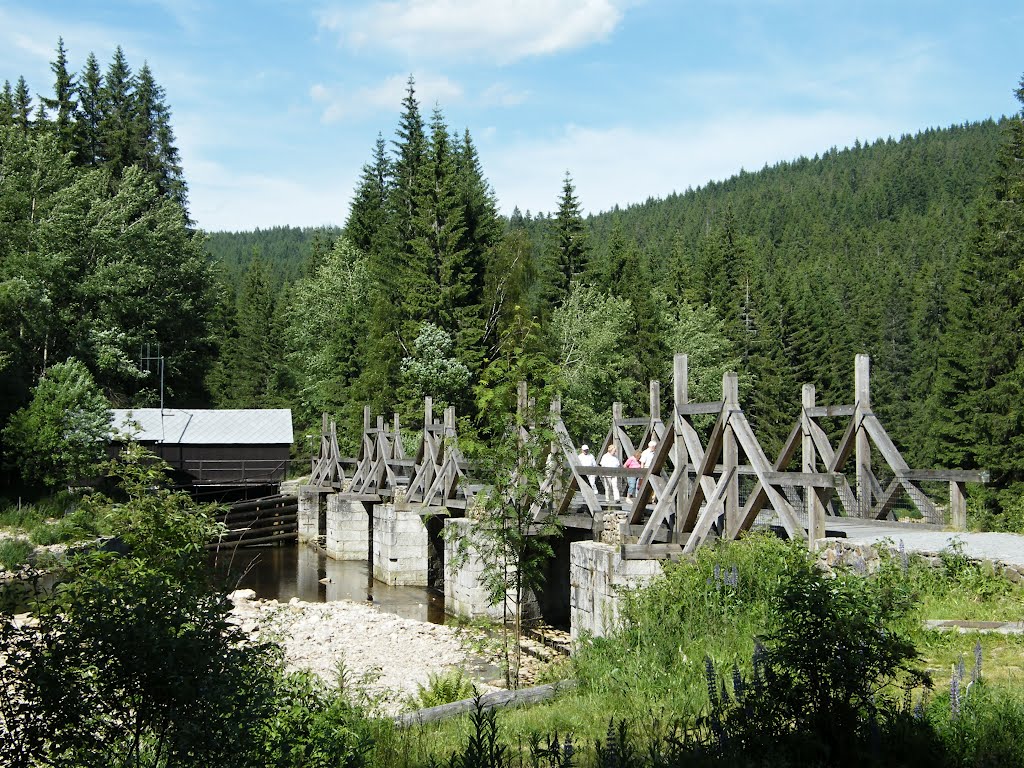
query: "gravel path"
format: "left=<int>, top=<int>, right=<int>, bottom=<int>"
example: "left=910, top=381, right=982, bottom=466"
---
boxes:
left=228, top=590, right=506, bottom=714
left=821, top=519, right=1024, bottom=567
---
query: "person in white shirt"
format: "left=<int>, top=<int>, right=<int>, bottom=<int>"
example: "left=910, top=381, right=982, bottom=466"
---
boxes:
left=577, top=444, right=598, bottom=493
left=640, top=439, right=657, bottom=469
left=599, top=444, right=621, bottom=502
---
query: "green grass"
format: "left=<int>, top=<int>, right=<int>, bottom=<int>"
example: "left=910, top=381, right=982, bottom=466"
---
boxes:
left=366, top=533, right=1024, bottom=766
left=0, top=496, right=109, bottom=548
left=0, top=537, right=34, bottom=570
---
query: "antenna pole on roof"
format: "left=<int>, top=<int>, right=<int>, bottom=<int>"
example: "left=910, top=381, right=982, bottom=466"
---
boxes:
left=140, top=342, right=166, bottom=414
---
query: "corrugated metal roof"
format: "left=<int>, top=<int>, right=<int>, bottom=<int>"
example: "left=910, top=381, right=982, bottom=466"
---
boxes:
left=110, top=409, right=293, bottom=445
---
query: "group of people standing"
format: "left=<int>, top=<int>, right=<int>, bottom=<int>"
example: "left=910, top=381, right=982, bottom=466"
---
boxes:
left=577, top=440, right=657, bottom=503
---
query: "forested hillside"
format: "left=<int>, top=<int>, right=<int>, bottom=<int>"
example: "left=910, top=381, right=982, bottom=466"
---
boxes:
left=2, top=44, right=1022, bottom=518
left=204, top=226, right=342, bottom=289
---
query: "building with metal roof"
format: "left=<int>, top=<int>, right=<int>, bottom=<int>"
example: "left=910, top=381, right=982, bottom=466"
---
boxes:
left=109, top=408, right=293, bottom=486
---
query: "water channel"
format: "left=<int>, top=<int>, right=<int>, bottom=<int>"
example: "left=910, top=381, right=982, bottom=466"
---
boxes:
left=213, top=544, right=448, bottom=625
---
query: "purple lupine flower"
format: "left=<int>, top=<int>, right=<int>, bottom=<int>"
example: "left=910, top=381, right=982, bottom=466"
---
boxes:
left=914, top=698, right=925, bottom=720
left=563, top=734, right=574, bottom=761
left=729, top=564, right=739, bottom=588
left=951, top=674, right=961, bottom=718
left=732, top=662, right=745, bottom=699
left=973, top=639, right=983, bottom=682
left=705, top=656, right=719, bottom=707
left=899, top=539, right=909, bottom=573
left=957, top=653, right=966, bottom=681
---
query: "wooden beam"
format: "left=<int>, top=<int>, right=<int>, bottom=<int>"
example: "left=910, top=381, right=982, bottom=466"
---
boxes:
left=904, top=469, right=990, bottom=483
left=805, top=404, right=857, bottom=418
left=621, top=543, right=685, bottom=560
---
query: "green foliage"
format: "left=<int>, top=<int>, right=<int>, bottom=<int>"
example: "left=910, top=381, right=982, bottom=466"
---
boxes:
left=410, top=668, right=477, bottom=710
left=0, top=446, right=281, bottom=768
left=428, top=698, right=511, bottom=768
left=0, top=536, right=33, bottom=570
left=549, top=284, right=635, bottom=439
left=401, top=323, right=471, bottom=411
left=261, top=670, right=373, bottom=768
left=928, top=680, right=1024, bottom=767
left=2, top=358, right=110, bottom=490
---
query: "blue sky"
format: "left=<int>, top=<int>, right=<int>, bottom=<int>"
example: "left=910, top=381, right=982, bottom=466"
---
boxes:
left=1, top=1, right=1021, bottom=233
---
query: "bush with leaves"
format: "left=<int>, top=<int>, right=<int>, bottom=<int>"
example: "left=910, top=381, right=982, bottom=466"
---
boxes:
left=2, top=358, right=110, bottom=491
left=0, top=446, right=282, bottom=768
left=706, top=556, right=934, bottom=766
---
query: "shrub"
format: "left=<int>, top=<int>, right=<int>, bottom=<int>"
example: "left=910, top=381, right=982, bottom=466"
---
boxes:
left=410, top=668, right=477, bottom=709
left=0, top=537, right=33, bottom=570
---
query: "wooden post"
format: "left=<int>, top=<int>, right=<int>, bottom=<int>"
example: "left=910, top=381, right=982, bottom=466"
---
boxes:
left=723, top=372, right=740, bottom=537
left=424, top=396, right=433, bottom=428
left=950, top=481, right=967, bottom=531
left=803, top=384, right=825, bottom=549
left=649, top=380, right=661, bottom=423
left=855, top=354, right=872, bottom=518
left=363, top=405, right=371, bottom=433
left=673, top=354, right=689, bottom=542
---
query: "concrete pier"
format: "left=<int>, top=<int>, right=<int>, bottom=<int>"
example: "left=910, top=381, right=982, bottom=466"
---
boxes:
left=326, top=496, right=369, bottom=560
left=569, top=541, right=662, bottom=644
left=297, top=487, right=322, bottom=545
left=372, top=500, right=429, bottom=586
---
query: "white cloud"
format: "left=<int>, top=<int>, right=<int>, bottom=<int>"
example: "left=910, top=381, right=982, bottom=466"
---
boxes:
left=485, top=111, right=895, bottom=217
left=186, top=156, right=352, bottom=233
left=319, top=0, right=625, bottom=63
left=311, top=72, right=464, bottom=123
left=480, top=82, right=530, bottom=107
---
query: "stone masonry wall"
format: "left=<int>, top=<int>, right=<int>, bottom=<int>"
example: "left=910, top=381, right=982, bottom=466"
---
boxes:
left=297, top=488, right=320, bottom=545
left=326, top=496, right=368, bottom=560
left=570, top=540, right=662, bottom=645
left=372, top=500, right=429, bottom=586
left=443, top=518, right=541, bottom=622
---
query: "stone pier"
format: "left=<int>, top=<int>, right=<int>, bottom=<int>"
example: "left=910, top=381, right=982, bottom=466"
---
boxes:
left=372, top=499, right=429, bottom=586
left=443, top=518, right=540, bottom=622
left=297, top=487, right=322, bottom=545
left=569, top=541, right=662, bottom=644
left=326, top=496, right=369, bottom=560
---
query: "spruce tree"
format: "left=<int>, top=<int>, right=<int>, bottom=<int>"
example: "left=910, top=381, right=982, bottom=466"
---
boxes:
left=133, top=63, right=187, bottom=210
left=99, top=47, right=136, bottom=175
left=12, top=76, right=32, bottom=133
left=924, top=75, right=1024, bottom=503
left=545, top=172, right=588, bottom=308
left=41, top=38, right=78, bottom=156
left=0, top=81, right=13, bottom=127
left=75, top=53, right=103, bottom=167
left=345, top=133, right=390, bottom=254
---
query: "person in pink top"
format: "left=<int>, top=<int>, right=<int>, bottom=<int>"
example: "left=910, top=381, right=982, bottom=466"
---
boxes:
left=623, top=449, right=642, bottom=499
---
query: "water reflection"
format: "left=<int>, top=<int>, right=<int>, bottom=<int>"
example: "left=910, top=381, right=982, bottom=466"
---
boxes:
left=211, top=545, right=447, bottom=625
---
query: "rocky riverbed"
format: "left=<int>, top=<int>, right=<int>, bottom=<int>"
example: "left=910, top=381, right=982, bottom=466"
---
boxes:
left=227, top=589, right=553, bottom=715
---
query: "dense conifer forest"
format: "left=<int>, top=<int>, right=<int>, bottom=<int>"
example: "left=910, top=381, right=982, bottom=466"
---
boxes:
left=2, top=44, right=1022, bottom=518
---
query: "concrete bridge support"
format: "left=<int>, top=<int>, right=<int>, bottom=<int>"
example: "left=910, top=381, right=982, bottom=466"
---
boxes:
left=326, top=496, right=369, bottom=560
left=443, top=518, right=541, bottom=622
left=297, top=487, right=326, bottom=545
left=372, top=499, right=430, bottom=586
left=570, top=541, right=663, bottom=645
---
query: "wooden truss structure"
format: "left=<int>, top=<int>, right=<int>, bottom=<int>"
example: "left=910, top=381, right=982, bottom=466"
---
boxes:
left=310, top=354, right=986, bottom=554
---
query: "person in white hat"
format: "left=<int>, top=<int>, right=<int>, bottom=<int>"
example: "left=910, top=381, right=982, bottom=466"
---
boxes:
left=577, top=444, right=598, bottom=492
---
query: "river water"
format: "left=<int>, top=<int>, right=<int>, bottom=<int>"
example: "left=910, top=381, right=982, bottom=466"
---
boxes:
left=211, top=544, right=448, bottom=625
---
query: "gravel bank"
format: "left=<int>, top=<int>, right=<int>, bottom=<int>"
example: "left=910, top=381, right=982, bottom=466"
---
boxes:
left=228, top=589, right=510, bottom=714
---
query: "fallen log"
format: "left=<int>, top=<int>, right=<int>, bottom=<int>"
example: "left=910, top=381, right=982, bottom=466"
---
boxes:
left=206, top=529, right=297, bottom=550
left=394, top=680, right=577, bottom=727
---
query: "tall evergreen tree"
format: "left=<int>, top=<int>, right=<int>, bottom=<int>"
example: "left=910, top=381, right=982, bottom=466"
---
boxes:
left=75, top=53, right=103, bottom=167
left=345, top=133, right=390, bottom=255
left=0, top=81, right=13, bottom=127
left=99, top=47, right=136, bottom=175
left=133, top=63, right=187, bottom=210
left=12, top=76, right=32, bottom=134
left=545, top=172, right=588, bottom=308
left=41, top=38, right=78, bottom=156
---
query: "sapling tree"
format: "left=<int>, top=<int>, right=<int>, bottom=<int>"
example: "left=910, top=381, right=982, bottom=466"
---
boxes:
left=451, top=404, right=563, bottom=688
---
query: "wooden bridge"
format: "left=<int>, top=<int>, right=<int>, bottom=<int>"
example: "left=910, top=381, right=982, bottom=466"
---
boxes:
left=308, top=354, right=987, bottom=559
